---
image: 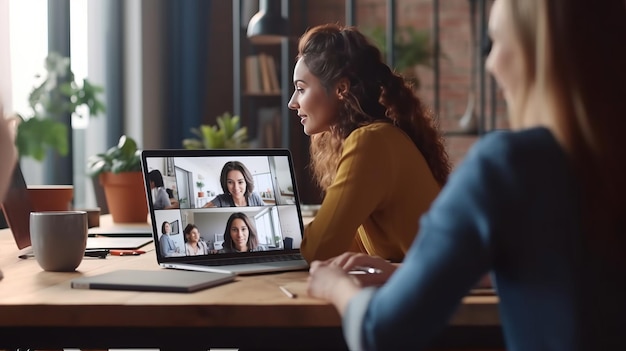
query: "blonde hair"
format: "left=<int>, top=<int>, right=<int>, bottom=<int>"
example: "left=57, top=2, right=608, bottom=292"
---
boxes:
left=509, top=0, right=626, bottom=258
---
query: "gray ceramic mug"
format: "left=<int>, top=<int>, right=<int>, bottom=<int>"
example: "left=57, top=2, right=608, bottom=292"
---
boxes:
left=30, top=211, right=88, bottom=272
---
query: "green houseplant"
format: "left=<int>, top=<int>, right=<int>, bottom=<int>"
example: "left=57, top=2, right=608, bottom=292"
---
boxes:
left=364, top=26, right=436, bottom=89
left=182, top=112, right=248, bottom=149
left=15, top=52, right=105, bottom=161
left=196, top=180, right=205, bottom=198
left=87, top=135, right=142, bottom=176
left=87, top=135, right=147, bottom=223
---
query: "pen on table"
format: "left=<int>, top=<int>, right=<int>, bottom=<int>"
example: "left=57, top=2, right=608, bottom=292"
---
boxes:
left=19, top=249, right=110, bottom=260
left=348, top=266, right=383, bottom=275
left=110, top=249, right=146, bottom=256
left=279, top=285, right=297, bottom=299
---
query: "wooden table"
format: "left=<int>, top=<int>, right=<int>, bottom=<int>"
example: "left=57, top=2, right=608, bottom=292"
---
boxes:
left=0, top=216, right=502, bottom=350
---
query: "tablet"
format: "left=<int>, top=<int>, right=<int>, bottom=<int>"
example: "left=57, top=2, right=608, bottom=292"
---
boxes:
left=86, top=237, right=153, bottom=250
left=70, top=269, right=236, bottom=293
left=88, top=225, right=153, bottom=237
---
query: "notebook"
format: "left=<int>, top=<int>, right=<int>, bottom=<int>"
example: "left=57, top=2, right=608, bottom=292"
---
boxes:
left=86, top=236, right=153, bottom=250
left=88, top=225, right=153, bottom=237
left=140, top=148, right=309, bottom=275
left=70, top=269, right=236, bottom=293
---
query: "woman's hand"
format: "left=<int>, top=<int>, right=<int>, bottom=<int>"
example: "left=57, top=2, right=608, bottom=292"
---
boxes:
left=307, top=260, right=361, bottom=314
left=322, top=252, right=398, bottom=287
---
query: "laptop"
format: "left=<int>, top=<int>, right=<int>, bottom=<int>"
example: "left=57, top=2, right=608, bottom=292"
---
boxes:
left=1, top=165, right=33, bottom=249
left=140, top=148, right=309, bottom=275
left=1, top=164, right=153, bottom=252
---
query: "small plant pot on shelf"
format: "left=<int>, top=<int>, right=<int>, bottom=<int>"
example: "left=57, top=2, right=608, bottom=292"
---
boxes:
left=198, top=192, right=205, bottom=198
left=27, top=185, right=74, bottom=212
left=99, top=172, right=148, bottom=223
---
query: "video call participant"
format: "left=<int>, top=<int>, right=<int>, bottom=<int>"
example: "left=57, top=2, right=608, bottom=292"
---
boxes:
left=148, top=169, right=175, bottom=210
left=159, top=221, right=180, bottom=257
left=183, top=223, right=210, bottom=256
left=220, top=212, right=266, bottom=253
left=203, top=161, right=266, bottom=208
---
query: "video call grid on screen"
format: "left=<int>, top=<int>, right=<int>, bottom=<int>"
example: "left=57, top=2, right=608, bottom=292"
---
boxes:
left=142, top=153, right=303, bottom=260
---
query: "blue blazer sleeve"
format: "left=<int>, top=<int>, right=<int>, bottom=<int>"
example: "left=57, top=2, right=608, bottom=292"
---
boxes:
left=344, top=131, right=524, bottom=350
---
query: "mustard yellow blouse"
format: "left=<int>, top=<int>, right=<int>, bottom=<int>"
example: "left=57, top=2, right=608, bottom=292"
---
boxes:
left=301, top=122, right=441, bottom=263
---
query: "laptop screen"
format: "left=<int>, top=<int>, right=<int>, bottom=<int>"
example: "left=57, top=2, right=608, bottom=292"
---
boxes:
left=140, top=149, right=304, bottom=263
left=1, top=165, right=34, bottom=249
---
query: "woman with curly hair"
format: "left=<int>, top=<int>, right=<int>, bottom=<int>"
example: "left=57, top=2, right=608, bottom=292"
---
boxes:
left=288, top=23, right=450, bottom=263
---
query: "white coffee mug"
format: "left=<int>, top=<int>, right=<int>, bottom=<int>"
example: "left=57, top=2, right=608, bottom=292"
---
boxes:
left=30, top=211, right=88, bottom=272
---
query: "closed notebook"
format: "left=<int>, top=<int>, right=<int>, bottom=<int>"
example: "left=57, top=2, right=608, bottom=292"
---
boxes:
left=71, top=269, right=236, bottom=293
left=86, top=237, right=153, bottom=250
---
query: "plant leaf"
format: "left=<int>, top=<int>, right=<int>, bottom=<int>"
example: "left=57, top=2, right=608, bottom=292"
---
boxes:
left=86, top=135, right=142, bottom=176
left=18, top=51, right=105, bottom=162
left=15, top=117, right=68, bottom=161
left=183, top=112, right=248, bottom=149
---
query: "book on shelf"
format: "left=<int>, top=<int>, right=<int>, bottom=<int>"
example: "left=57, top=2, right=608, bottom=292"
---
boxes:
left=245, top=53, right=281, bottom=95
left=258, top=53, right=273, bottom=94
left=265, top=54, right=281, bottom=94
left=245, top=55, right=262, bottom=94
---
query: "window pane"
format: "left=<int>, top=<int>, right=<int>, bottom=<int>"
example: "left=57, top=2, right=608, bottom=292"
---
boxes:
left=9, top=0, right=48, bottom=116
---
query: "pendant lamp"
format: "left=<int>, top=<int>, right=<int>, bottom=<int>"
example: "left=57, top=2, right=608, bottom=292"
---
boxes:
left=246, top=0, right=288, bottom=45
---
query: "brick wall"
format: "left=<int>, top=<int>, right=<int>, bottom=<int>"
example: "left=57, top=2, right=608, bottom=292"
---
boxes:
left=305, top=0, right=508, bottom=168
left=205, top=1, right=510, bottom=202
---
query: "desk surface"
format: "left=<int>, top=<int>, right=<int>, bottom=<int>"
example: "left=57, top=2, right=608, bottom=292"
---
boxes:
left=0, top=215, right=500, bottom=349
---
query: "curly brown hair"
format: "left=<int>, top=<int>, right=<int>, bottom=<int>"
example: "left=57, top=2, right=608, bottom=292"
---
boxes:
left=296, top=23, right=450, bottom=190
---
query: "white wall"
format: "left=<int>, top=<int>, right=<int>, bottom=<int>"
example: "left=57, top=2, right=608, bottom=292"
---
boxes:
left=123, top=0, right=166, bottom=150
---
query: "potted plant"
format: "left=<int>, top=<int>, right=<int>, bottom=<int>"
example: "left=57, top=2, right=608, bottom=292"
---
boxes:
left=196, top=180, right=205, bottom=198
left=87, top=135, right=148, bottom=223
left=182, top=112, right=248, bottom=149
left=14, top=52, right=105, bottom=161
left=4, top=52, right=105, bottom=213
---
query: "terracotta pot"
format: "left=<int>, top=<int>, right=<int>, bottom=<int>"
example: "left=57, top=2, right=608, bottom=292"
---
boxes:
left=99, top=172, right=148, bottom=223
left=27, top=185, right=74, bottom=212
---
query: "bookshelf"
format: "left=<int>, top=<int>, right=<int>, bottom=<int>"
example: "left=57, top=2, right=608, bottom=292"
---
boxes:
left=232, top=0, right=291, bottom=149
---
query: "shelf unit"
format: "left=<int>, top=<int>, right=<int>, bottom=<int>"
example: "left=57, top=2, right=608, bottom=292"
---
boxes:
left=232, top=1, right=322, bottom=204
left=232, top=0, right=292, bottom=149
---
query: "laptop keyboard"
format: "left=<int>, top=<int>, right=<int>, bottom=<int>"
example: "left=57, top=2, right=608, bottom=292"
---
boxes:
left=198, top=254, right=304, bottom=267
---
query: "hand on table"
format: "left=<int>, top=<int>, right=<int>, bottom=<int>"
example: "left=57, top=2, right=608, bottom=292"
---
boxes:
left=307, top=252, right=398, bottom=313
left=322, top=252, right=398, bottom=287
left=307, top=260, right=361, bottom=314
